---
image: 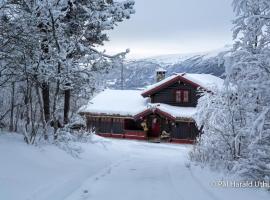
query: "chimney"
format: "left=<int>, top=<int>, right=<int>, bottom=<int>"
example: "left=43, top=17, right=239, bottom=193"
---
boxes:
left=156, top=67, right=166, bottom=82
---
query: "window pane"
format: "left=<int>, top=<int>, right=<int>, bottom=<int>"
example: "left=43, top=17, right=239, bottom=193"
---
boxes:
left=176, top=90, right=181, bottom=102
left=183, top=90, right=189, bottom=102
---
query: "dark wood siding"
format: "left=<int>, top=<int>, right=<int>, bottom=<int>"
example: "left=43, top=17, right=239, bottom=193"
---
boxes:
left=150, top=81, right=199, bottom=107
left=87, top=117, right=100, bottom=132
left=86, top=116, right=199, bottom=140
left=111, top=118, right=124, bottom=134
left=87, top=117, right=124, bottom=134
left=171, top=122, right=199, bottom=140
left=99, top=118, right=112, bottom=133
left=124, top=119, right=143, bottom=131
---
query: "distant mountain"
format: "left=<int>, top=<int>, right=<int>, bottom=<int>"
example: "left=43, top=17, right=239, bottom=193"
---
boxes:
left=101, top=46, right=231, bottom=89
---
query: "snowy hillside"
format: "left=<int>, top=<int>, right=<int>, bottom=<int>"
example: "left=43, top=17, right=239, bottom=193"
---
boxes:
left=0, top=132, right=269, bottom=200
left=143, top=46, right=231, bottom=65
left=101, top=46, right=231, bottom=89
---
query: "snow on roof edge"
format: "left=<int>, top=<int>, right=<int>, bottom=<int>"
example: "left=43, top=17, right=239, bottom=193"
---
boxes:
left=142, top=73, right=224, bottom=95
left=79, top=89, right=197, bottom=120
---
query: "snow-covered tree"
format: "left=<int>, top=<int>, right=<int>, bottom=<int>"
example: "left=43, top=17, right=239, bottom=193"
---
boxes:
left=0, top=0, right=135, bottom=142
left=190, top=87, right=245, bottom=170
left=191, top=0, right=270, bottom=181
left=228, top=0, right=270, bottom=181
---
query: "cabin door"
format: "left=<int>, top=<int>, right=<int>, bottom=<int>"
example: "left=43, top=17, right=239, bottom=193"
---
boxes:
left=148, top=115, right=161, bottom=138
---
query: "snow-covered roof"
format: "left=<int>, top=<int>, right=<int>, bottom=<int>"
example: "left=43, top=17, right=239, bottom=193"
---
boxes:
left=151, top=103, right=197, bottom=119
left=143, top=74, right=179, bottom=92
left=79, top=74, right=223, bottom=120
left=183, top=73, right=224, bottom=90
left=79, top=89, right=148, bottom=117
left=142, top=73, right=224, bottom=96
left=79, top=89, right=197, bottom=120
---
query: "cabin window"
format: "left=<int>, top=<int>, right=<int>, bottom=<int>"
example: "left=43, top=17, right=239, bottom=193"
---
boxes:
left=176, top=91, right=182, bottom=102
left=175, top=90, right=189, bottom=103
left=183, top=90, right=189, bottom=102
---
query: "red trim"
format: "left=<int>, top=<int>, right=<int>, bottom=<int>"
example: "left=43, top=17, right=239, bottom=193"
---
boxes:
left=155, top=108, right=175, bottom=120
left=134, top=107, right=176, bottom=121
left=134, top=108, right=153, bottom=120
left=170, top=138, right=195, bottom=144
left=97, top=133, right=111, bottom=137
left=125, top=131, right=146, bottom=137
left=125, top=135, right=146, bottom=140
left=111, top=133, right=124, bottom=139
left=141, top=75, right=208, bottom=97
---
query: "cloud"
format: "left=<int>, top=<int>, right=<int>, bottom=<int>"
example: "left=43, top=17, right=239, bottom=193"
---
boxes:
left=101, top=0, right=234, bottom=58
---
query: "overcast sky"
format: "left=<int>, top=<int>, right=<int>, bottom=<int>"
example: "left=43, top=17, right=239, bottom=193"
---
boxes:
left=101, top=0, right=234, bottom=59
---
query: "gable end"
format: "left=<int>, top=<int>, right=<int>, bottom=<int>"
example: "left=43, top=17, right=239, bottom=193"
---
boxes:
left=141, top=75, right=207, bottom=97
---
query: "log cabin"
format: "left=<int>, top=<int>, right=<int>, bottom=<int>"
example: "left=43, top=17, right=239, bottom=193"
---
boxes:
left=79, top=70, right=224, bottom=144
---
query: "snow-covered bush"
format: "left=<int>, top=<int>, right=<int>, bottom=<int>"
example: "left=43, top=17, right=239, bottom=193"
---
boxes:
left=190, top=87, right=246, bottom=171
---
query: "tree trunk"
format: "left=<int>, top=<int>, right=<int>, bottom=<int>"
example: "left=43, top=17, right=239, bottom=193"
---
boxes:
left=9, top=82, right=15, bottom=132
left=53, top=81, right=60, bottom=140
left=36, top=85, right=48, bottom=140
left=42, top=82, right=50, bottom=122
left=52, top=62, right=61, bottom=140
left=64, top=86, right=71, bottom=124
left=121, top=62, right=124, bottom=90
left=49, top=9, right=62, bottom=140
left=14, top=104, right=20, bottom=132
left=23, top=80, right=31, bottom=144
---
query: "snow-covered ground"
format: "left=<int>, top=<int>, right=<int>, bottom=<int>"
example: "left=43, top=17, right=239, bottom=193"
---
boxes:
left=0, top=133, right=269, bottom=200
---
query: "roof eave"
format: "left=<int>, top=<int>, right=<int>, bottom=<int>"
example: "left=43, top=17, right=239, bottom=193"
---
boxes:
left=79, top=111, right=133, bottom=119
left=134, top=107, right=176, bottom=121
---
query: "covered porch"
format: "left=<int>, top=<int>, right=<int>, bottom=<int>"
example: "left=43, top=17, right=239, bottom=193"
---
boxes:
left=86, top=108, right=199, bottom=144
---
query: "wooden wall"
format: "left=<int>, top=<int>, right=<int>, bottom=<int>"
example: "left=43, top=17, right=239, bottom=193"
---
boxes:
left=150, top=81, right=200, bottom=107
left=124, top=119, right=143, bottom=131
left=87, top=116, right=199, bottom=140
left=87, top=116, right=124, bottom=134
left=111, top=118, right=124, bottom=134
left=171, top=122, right=199, bottom=140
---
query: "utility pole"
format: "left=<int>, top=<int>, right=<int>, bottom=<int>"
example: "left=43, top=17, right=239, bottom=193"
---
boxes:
left=121, top=61, right=124, bottom=90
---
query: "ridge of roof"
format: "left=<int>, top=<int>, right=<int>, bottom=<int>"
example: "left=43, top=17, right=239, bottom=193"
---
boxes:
left=141, top=73, right=224, bottom=97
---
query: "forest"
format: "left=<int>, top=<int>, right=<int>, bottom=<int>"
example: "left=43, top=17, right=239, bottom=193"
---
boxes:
left=0, top=0, right=135, bottom=143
